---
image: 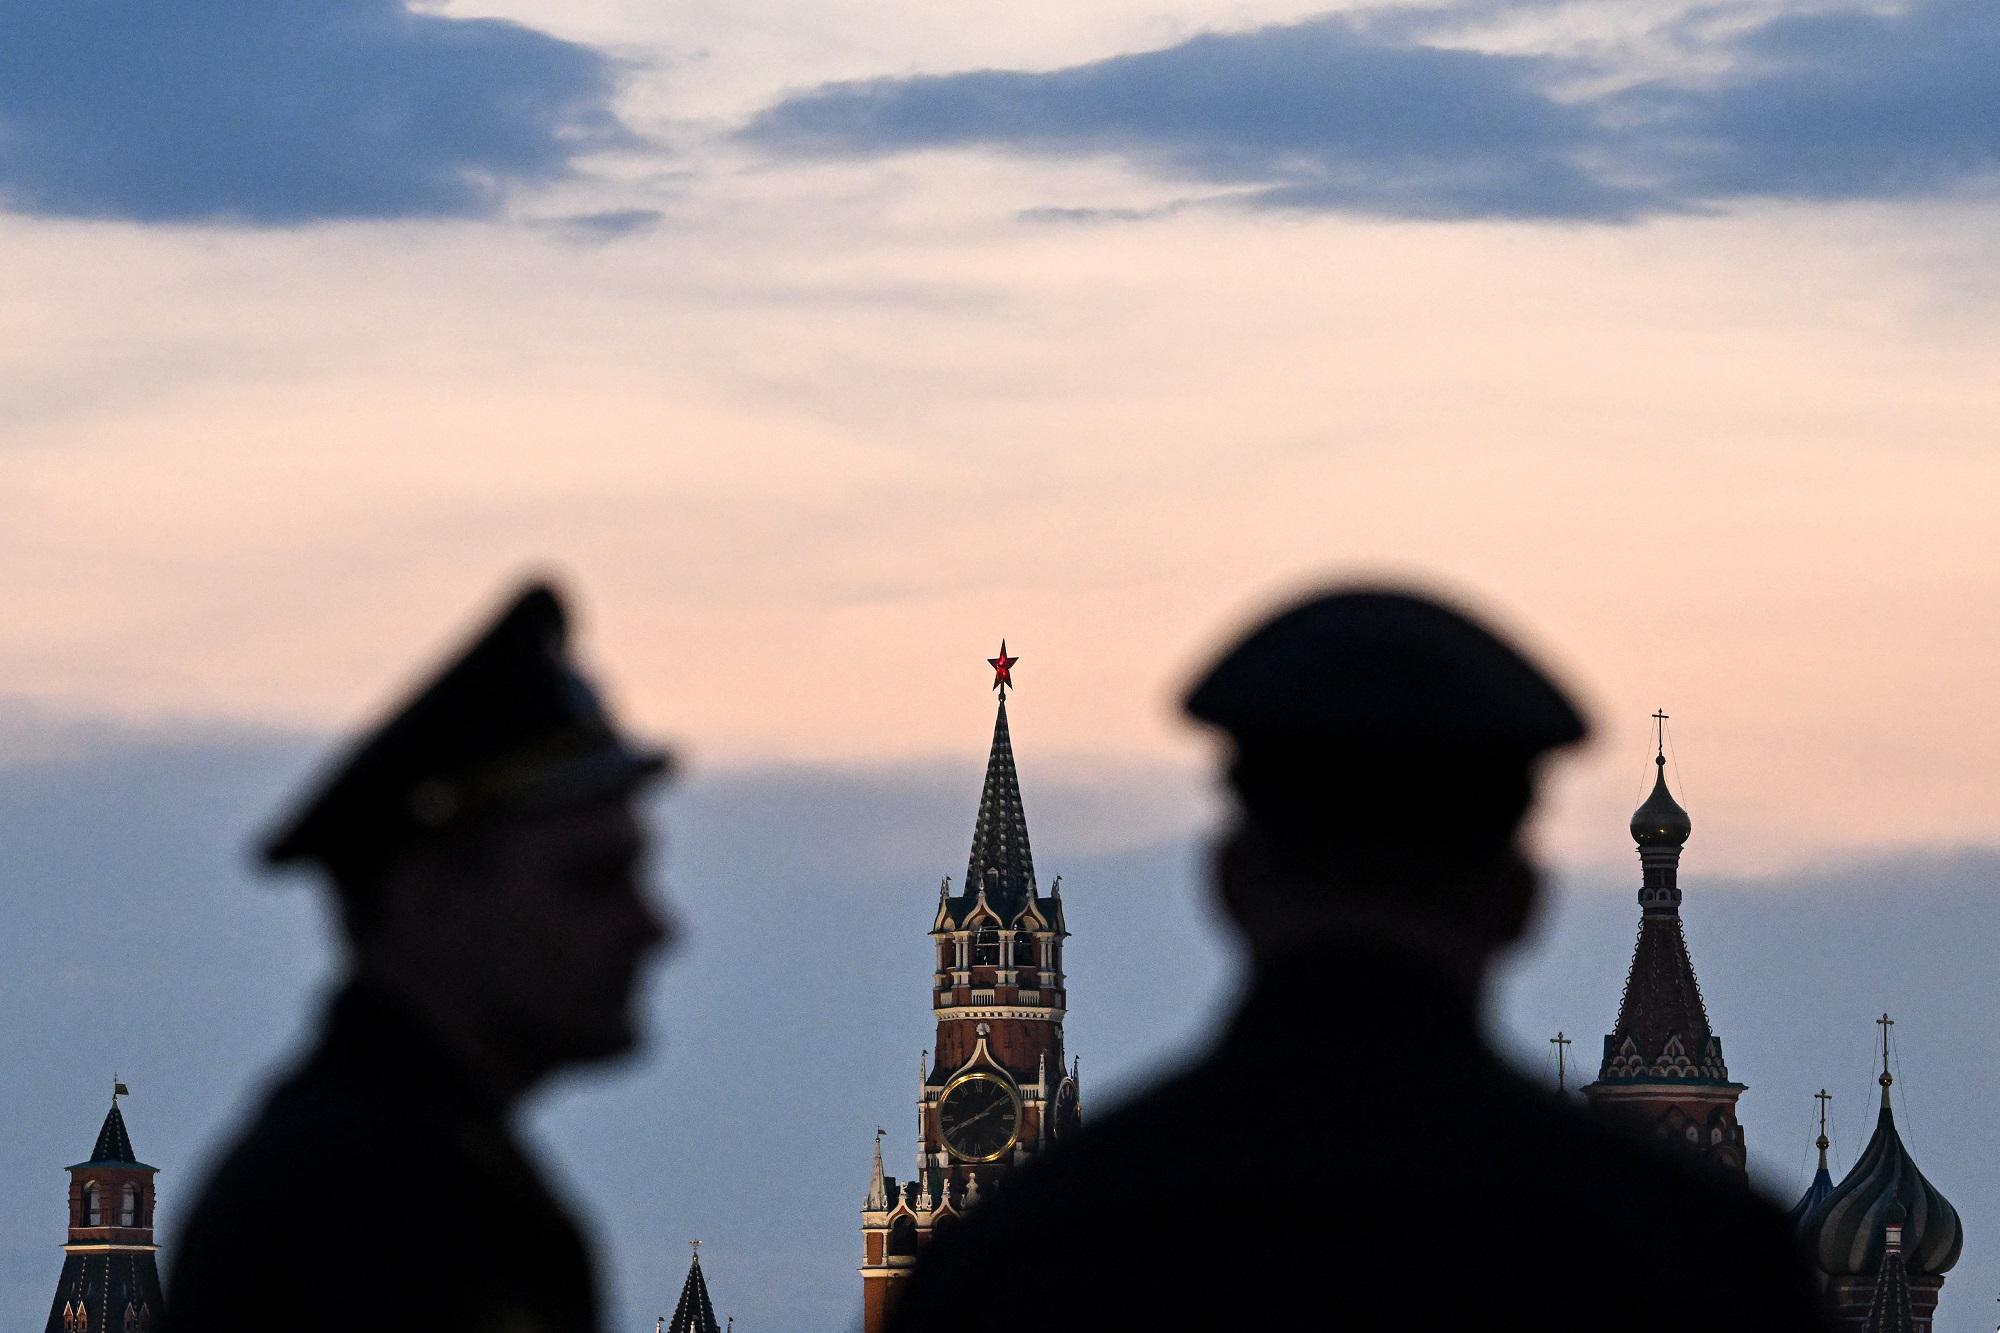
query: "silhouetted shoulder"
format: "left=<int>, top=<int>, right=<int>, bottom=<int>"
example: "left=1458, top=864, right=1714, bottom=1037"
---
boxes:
left=890, top=1040, right=1826, bottom=1332
left=163, top=990, right=597, bottom=1333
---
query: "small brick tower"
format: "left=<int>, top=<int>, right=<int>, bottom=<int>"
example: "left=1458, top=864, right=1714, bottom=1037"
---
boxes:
left=1581, top=715, right=1748, bottom=1175
left=860, top=644, right=1082, bottom=1333
left=44, top=1086, right=165, bottom=1333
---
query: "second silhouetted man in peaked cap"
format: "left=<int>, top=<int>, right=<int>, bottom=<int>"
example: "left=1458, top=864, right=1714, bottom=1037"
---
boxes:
left=888, top=584, right=1829, bottom=1332
left=165, top=583, right=673, bottom=1333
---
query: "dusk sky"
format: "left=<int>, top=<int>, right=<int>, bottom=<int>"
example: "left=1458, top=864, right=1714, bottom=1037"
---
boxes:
left=3, top=0, right=1997, bottom=1329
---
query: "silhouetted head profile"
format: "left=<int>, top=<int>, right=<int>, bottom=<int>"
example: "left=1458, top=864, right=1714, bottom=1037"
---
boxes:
left=259, top=580, right=675, bottom=1100
left=1184, top=584, right=1588, bottom=982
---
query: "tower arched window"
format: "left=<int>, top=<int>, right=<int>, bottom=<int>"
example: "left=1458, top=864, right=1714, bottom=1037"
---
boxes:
left=1013, top=932, right=1038, bottom=971
left=887, top=1216, right=919, bottom=1257
left=972, top=929, right=999, bottom=967
left=82, top=1182, right=102, bottom=1227
left=119, top=1184, right=138, bottom=1226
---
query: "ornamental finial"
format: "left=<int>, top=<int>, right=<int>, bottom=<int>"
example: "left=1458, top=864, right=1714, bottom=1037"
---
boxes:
left=1877, top=1013, right=1896, bottom=1099
left=988, top=641, right=1018, bottom=699
left=1652, top=708, right=1669, bottom=761
left=1815, top=1088, right=1832, bottom=1169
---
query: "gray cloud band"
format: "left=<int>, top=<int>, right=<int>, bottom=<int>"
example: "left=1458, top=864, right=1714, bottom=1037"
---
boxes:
left=0, top=0, right=634, bottom=224
left=742, top=0, right=2000, bottom=223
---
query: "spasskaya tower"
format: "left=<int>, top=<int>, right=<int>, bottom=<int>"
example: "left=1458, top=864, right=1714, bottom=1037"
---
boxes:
left=859, top=644, right=1082, bottom=1333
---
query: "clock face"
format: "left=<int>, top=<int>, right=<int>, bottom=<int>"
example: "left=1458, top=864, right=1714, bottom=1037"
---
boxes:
left=938, top=1073, right=1022, bottom=1162
left=1051, top=1078, right=1081, bottom=1140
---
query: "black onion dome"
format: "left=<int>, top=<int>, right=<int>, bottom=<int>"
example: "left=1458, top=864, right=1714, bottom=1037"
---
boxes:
left=1807, top=1090, right=1962, bottom=1277
left=1631, top=756, right=1692, bottom=847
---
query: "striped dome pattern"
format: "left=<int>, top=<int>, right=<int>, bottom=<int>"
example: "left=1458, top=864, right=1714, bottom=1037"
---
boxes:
left=1805, top=1091, right=1962, bottom=1277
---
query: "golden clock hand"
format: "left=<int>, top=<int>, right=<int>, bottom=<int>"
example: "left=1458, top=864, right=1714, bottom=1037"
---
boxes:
left=954, top=1103, right=1000, bottom=1131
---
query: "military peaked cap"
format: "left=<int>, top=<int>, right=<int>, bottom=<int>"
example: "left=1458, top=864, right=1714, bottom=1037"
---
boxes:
left=1184, top=586, right=1588, bottom=854
left=260, top=581, right=670, bottom=868
left=1184, top=585, right=1588, bottom=753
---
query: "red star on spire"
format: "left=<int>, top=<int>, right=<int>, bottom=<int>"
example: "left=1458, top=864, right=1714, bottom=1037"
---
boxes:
left=988, top=641, right=1018, bottom=697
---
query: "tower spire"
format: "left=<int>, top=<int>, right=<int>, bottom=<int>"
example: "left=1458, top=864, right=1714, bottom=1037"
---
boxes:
left=665, top=1242, right=722, bottom=1333
left=866, top=1129, right=889, bottom=1211
left=1584, top=716, right=1743, bottom=1175
left=965, top=644, right=1036, bottom=920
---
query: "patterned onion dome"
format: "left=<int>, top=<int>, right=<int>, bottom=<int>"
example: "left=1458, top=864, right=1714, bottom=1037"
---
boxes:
left=1805, top=1082, right=1961, bottom=1276
left=1787, top=1161, right=1834, bottom=1236
left=1630, top=755, right=1692, bottom=847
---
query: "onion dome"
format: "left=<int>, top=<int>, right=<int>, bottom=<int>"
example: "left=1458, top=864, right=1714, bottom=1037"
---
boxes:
left=1631, top=754, right=1692, bottom=848
left=1788, top=1091, right=1836, bottom=1234
left=1806, top=1059, right=1961, bottom=1277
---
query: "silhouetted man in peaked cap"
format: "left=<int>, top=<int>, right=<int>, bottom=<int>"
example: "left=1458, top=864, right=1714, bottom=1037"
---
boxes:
left=888, top=584, right=1829, bottom=1332
left=165, top=582, right=674, bottom=1333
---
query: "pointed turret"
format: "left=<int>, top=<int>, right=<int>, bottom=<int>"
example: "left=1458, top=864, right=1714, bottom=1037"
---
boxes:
left=83, top=1102, right=142, bottom=1168
left=665, top=1244, right=722, bottom=1333
left=45, top=1088, right=165, bottom=1333
left=866, top=1130, right=889, bottom=1210
left=1582, top=716, right=1746, bottom=1175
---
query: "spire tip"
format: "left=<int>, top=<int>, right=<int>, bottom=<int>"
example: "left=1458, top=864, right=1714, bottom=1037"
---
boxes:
left=987, top=641, right=1018, bottom=699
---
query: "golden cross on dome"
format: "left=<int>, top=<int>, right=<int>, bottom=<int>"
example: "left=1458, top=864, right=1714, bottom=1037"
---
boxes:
left=988, top=641, right=1019, bottom=699
left=1652, top=709, right=1669, bottom=757
left=1877, top=1013, right=1895, bottom=1087
left=1814, top=1088, right=1832, bottom=1154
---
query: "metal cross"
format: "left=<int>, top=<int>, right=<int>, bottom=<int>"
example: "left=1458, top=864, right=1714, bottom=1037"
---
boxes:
left=1814, top=1088, right=1832, bottom=1153
left=1877, top=1013, right=1895, bottom=1080
left=1551, top=1032, right=1572, bottom=1092
left=1652, top=709, right=1669, bottom=756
